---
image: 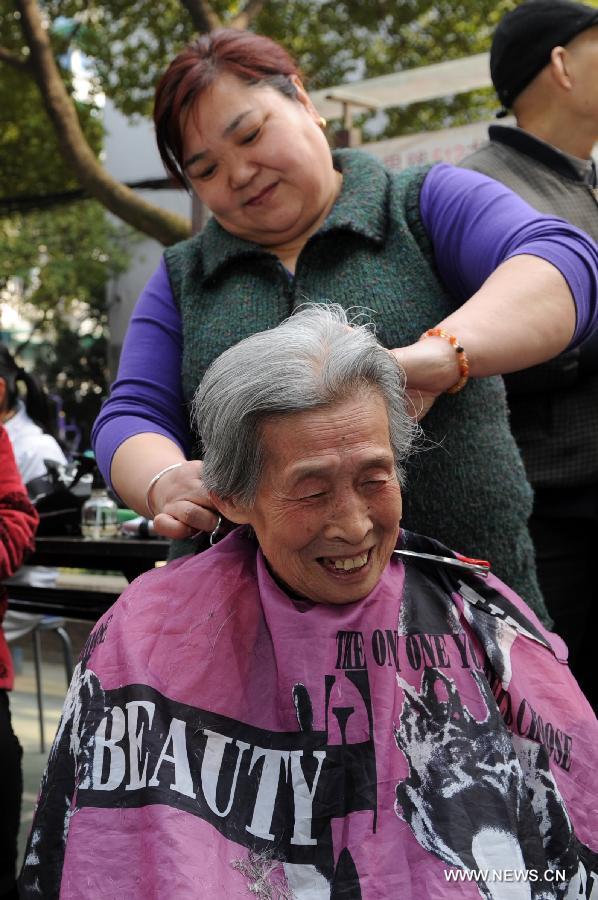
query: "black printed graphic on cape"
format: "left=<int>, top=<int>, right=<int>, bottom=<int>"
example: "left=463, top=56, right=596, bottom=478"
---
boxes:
left=20, top=661, right=373, bottom=899
left=457, top=576, right=555, bottom=693
left=511, top=733, right=598, bottom=894
left=398, top=531, right=463, bottom=636
left=19, top=663, right=109, bottom=900
left=399, top=531, right=549, bottom=648
left=400, top=530, right=554, bottom=709
left=393, top=666, right=596, bottom=900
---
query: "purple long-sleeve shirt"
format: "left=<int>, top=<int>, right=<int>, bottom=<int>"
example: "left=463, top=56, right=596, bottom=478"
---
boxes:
left=92, top=163, right=598, bottom=487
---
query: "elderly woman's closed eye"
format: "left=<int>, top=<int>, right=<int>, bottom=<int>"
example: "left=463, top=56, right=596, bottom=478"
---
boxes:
left=193, top=304, right=414, bottom=605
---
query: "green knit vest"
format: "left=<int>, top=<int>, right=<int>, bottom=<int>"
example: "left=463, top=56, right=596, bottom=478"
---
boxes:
left=164, top=150, right=545, bottom=619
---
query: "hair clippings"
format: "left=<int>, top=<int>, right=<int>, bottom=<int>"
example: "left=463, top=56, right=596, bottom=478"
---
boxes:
left=421, top=327, right=470, bottom=395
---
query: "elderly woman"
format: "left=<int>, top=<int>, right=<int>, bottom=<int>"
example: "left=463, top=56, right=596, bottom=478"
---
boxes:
left=24, top=308, right=597, bottom=899
left=92, top=30, right=598, bottom=622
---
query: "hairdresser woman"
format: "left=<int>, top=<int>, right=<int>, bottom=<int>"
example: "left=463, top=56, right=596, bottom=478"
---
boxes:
left=92, top=29, right=598, bottom=619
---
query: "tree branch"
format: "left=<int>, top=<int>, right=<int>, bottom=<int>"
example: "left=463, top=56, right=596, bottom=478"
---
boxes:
left=15, top=307, right=50, bottom=355
left=16, top=0, right=191, bottom=246
left=0, top=44, right=33, bottom=73
left=179, top=0, right=221, bottom=33
left=51, top=21, right=83, bottom=61
left=230, top=0, right=266, bottom=31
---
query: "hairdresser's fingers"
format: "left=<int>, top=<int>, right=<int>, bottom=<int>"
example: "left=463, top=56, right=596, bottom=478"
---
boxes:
left=150, top=459, right=209, bottom=515
left=152, top=498, right=221, bottom=539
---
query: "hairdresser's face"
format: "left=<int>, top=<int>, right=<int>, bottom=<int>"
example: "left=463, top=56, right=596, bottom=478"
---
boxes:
left=220, top=392, right=403, bottom=606
left=181, top=73, right=339, bottom=250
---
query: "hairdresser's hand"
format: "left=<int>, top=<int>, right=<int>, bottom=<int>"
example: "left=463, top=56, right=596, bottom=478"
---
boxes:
left=389, top=337, right=464, bottom=421
left=150, top=459, right=221, bottom=540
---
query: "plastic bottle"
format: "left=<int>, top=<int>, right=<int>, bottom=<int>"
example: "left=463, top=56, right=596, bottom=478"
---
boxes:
left=81, top=469, right=119, bottom=539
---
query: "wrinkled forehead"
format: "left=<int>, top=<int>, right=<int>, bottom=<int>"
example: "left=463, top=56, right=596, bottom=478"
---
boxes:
left=256, top=393, right=394, bottom=483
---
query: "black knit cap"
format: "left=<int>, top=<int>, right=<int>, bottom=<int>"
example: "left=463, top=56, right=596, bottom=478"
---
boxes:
left=491, top=0, right=598, bottom=110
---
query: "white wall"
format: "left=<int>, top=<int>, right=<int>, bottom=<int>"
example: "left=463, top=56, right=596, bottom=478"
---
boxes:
left=103, top=99, right=191, bottom=376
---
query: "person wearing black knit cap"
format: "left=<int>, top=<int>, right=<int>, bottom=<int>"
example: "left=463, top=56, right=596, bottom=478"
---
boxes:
left=462, top=0, right=598, bottom=712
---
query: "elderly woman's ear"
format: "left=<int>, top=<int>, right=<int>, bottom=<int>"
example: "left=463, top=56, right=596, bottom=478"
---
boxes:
left=209, top=493, right=252, bottom=526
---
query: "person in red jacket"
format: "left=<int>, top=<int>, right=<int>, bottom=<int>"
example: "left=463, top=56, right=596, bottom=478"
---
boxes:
left=0, top=425, right=38, bottom=900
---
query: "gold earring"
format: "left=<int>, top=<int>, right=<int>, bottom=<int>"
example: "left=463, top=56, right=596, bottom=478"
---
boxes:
left=319, top=116, right=327, bottom=129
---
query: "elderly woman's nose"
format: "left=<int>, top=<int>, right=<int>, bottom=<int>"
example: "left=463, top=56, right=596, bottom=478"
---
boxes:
left=323, top=494, right=373, bottom=544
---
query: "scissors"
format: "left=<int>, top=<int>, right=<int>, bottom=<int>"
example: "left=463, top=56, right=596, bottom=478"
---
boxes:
left=393, top=548, right=490, bottom=577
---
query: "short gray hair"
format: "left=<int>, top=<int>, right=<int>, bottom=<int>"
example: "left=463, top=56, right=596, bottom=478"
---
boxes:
left=193, top=304, right=417, bottom=505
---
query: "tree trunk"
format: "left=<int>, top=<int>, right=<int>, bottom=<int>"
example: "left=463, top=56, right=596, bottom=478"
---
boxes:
left=16, top=0, right=192, bottom=246
left=230, top=1, right=266, bottom=30
left=179, top=0, right=221, bottom=33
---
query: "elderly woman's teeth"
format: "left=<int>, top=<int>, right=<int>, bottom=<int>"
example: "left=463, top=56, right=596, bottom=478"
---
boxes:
left=326, top=552, right=369, bottom=571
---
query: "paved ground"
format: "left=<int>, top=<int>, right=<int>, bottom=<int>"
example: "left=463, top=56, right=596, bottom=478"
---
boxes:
left=12, top=653, right=77, bottom=869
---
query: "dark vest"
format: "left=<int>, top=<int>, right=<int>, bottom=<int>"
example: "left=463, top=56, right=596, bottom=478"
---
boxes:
left=165, top=149, right=544, bottom=618
left=462, top=125, right=598, bottom=491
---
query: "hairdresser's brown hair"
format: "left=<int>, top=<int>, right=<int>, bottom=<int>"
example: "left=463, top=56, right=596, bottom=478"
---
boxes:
left=154, top=30, right=301, bottom=188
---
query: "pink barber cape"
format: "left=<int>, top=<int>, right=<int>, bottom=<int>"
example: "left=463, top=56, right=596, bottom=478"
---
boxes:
left=20, top=528, right=598, bottom=899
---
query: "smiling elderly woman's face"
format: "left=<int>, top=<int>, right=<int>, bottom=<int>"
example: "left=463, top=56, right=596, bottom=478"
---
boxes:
left=219, top=390, right=403, bottom=605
